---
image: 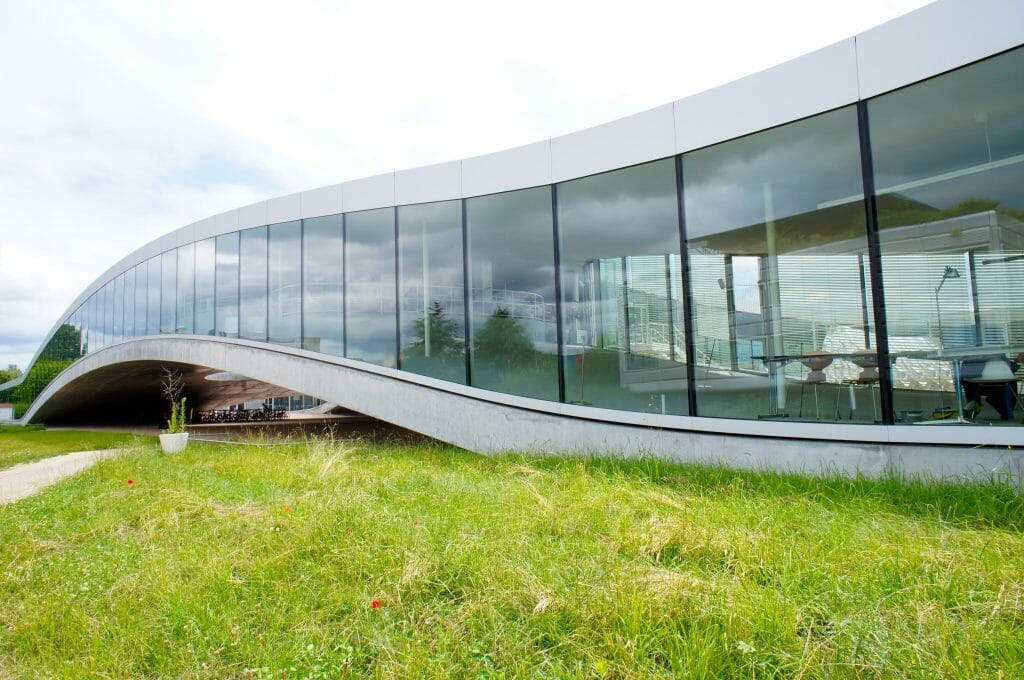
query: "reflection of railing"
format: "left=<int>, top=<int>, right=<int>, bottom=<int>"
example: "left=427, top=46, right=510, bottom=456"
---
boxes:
left=399, top=285, right=463, bottom=317
left=347, top=282, right=397, bottom=313
left=470, top=288, right=552, bottom=322
left=345, top=283, right=556, bottom=323
left=405, top=286, right=555, bottom=324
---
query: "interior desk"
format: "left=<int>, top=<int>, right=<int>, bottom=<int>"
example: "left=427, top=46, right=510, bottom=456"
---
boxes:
left=752, top=351, right=879, bottom=419
left=909, top=345, right=1024, bottom=425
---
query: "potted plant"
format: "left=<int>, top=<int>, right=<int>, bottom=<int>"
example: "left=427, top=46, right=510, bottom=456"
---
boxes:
left=158, top=368, right=189, bottom=453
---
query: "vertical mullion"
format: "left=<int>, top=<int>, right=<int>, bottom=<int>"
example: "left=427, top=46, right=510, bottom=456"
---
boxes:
left=675, top=154, right=699, bottom=417
left=342, top=214, right=348, bottom=358
left=461, top=199, right=472, bottom=386
left=212, top=242, right=218, bottom=337
left=394, top=207, right=402, bottom=370
left=191, top=243, right=196, bottom=335
left=264, top=226, right=270, bottom=343
left=857, top=100, right=894, bottom=425
left=551, top=185, right=566, bottom=404
left=967, top=250, right=982, bottom=343
left=300, top=220, right=305, bottom=349
left=236, top=233, right=241, bottom=340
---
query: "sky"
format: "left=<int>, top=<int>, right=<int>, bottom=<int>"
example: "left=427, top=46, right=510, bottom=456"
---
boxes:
left=0, top=0, right=933, bottom=371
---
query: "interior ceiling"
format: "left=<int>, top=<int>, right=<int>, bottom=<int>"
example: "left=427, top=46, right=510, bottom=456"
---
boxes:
left=32, top=360, right=297, bottom=425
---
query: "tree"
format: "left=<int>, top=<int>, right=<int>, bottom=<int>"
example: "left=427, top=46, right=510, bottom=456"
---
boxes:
left=42, top=323, right=83, bottom=362
left=473, top=307, right=536, bottom=368
left=0, top=364, right=21, bottom=384
left=406, top=301, right=463, bottom=360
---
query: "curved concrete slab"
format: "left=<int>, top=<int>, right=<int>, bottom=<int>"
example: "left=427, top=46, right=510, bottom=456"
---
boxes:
left=23, top=337, right=1024, bottom=485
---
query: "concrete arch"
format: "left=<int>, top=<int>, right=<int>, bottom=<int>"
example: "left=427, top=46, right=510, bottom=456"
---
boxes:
left=23, top=337, right=1024, bottom=484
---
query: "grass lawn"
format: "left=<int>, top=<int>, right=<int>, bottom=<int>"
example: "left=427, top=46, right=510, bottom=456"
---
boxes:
left=0, top=425, right=153, bottom=470
left=0, top=439, right=1022, bottom=678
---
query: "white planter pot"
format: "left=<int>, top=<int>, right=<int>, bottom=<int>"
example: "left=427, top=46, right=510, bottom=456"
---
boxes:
left=159, top=432, right=189, bottom=454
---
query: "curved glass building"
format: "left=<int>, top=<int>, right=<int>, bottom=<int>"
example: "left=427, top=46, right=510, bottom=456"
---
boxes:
left=3, top=0, right=1023, bottom=478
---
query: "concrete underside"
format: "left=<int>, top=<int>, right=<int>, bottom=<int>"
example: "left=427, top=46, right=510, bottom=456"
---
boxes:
left=22, top=337, right=1024, bottom=486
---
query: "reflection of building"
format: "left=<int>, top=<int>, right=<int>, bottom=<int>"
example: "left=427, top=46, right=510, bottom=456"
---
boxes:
left=2, top=0, right=1023, bottom=480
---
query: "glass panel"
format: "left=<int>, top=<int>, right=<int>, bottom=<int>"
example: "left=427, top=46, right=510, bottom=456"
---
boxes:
left=215, top=232, right=240, bottom=338
left=398, top=200, right=466, bottom=383
left=558, top=159, right=685, bottom=414
left=195, top=238, right=216, bottom=336
left=76, top=305, right=85, bottom=356
left=176, top=243, right=195, bottom=334
left=103, top=281, right=114, bottom=348
left=87, top=294, right=97, bottom=353
left=160, top=250, right=176, bottom=334
left=124, top=267, right=135, bottom=339
left=466, top=187, right=559, bottom=401
left=302, top=215, right=344, bottom=355
left=112, top=273, right=124, bottom=343
left=345, top=208, right=396, bottom=366
left=684, top=106, right=874, bottom=422
left=88, top=293, right=98, bottom=352
left=73, top=308, right=84, bottom=357
left=269, top=220, right=301, bottom=347
left=870, top=47, right=1024, bottom=425
left=239, top=226, right=268, bottom=342
left=0, top=318, right=83, bottom=418
left=92, top=288, right=102, bottom=350
left=134, top=262, right=147, bottom=337
left=146, top=256, right=160, bottom=335
left=71, top=307, right=81, bottom=357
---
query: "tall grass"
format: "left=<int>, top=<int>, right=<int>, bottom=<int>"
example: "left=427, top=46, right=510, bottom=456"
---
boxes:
left=0, top=439, right=1020, bottom=677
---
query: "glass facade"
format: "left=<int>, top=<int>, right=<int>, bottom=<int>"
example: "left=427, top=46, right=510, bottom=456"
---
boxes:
left=398, top=200, right=466, bottom=383
left=146, top=256, right=160, bottom=336
left=124, top=266, right=135, bottom=340
left=239, top=226, right=268, bottom=342
left=215, top=232, right=240, bottom=338
left=268, top=220, right=301, bottom=348
left=113, top=273, right=124, bottom=343
left=195, top=238, right=216, bottom=336
left=684, top=106, right=874, bottom=422
left=345, top=208, right=397, bottom=367
left=13, top=46, right=1023, bottom=430
left=869, top=47, right=1024, bottom=424
left=133, top=262, right=147, bottom=337
left=302, top=214, right=344, bottom=355
left=102, top=281, right=113, bottom=348
left=176, top=243, right=195, bottom=334
left=558, top=159, right=686, bottom=414
left=160, top=249, right=176, bottom=334
left=466, top=187, right=559, bottom=401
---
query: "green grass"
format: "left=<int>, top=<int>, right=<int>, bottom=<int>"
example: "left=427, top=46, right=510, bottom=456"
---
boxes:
left=0, top=426, right=152, bottom=469
left=0, top=439, right=1022, bottom=678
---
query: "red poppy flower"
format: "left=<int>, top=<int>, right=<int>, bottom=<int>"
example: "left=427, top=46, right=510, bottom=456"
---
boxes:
left=371, top=599, right=382, bottom=610
left=283, top=506, right=292, bottom=514
left=126, top=479, right=135, bottom=486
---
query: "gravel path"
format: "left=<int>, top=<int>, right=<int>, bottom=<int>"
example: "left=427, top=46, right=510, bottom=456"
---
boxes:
left=0, top=449, right=125, bottom=505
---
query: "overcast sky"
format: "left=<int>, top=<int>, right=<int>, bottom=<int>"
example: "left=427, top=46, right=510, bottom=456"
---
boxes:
left=0, top=0, right=932, bottom=371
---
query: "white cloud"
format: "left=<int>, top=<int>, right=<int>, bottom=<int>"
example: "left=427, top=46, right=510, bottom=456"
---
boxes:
left=0, top=0, right=932, bottom=369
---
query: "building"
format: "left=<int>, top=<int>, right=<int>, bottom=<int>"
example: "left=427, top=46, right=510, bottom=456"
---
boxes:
left=2, top=0, right=1023, bottom=481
